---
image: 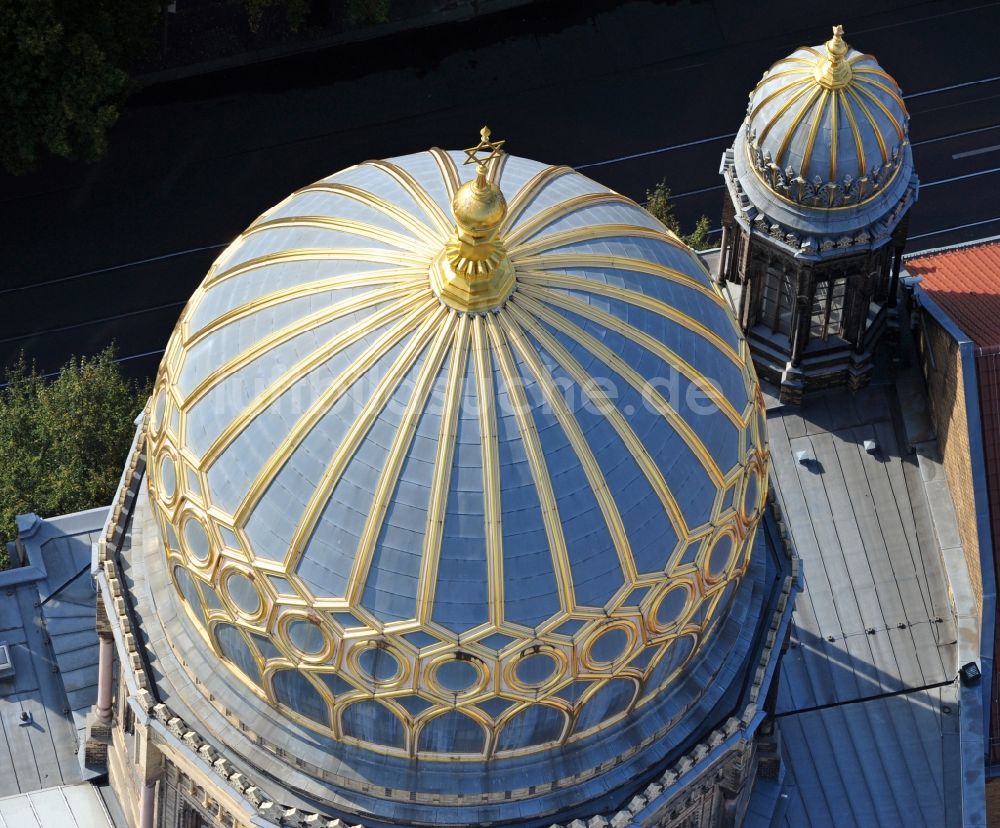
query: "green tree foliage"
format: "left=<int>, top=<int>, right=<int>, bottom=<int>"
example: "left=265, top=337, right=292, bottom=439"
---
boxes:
left=683, top=215, right=713, bottom=251
left=644, top=179, right=681, bottom=235
left=0, top=0, right=159, bottom=174
left=0, top=347, right=149, bottom=568
left=347, top=0, right=390, bottom=25
left=643, top=178, right=713, bottom=251
left=246, top=0, right=311, bottom=33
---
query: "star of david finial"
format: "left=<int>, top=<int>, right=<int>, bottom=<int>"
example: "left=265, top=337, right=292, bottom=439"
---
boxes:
left=463, top=126, right=505, bottom=186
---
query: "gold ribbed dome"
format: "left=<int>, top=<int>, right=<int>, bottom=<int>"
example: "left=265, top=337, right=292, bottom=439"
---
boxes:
left=743, top=25, right=910, bottom=207
left=145, top=133, right=767, bottom=764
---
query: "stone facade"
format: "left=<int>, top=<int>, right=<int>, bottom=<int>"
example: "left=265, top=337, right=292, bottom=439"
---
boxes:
left=914, top=301, right=983, bottom=606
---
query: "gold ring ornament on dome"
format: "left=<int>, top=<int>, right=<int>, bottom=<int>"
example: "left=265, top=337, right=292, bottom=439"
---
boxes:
left=279, top=612, right=334, bottom=662
left=221, top=566, right=266, bottom=620
left=428, top=653, right=489, bottom=697
left=504, top=645, right=567, bottom=692
left=648, top=579, right=697, bottom=636
left=703, top=528, right=741, bottom=586
left=740, top=463, right=765, bottom=525
left=350, top=642, right=409, bottom=688
left=580, top=622, right=639, bottom=671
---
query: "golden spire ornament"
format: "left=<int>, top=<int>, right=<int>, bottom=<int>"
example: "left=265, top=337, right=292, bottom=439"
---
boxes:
left=430, top=126, right=516, bottom=312
left=814, top=24, right=853, bottom=89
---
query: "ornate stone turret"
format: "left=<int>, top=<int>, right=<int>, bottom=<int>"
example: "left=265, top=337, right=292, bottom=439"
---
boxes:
left=718, top=25, right=918, bottom=403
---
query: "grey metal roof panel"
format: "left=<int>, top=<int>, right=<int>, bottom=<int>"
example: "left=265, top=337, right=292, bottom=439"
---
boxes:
left=770, top=382, right=960, bottom=826
left=0, top=784, right=116, bottom=828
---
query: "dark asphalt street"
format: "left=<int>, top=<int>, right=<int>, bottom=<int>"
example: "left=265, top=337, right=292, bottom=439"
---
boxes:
left=1, top=0, right=998, bottom=380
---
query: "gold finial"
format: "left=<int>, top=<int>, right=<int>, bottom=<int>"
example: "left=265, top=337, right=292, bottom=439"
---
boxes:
left=430, top=126, right=515, bottom=312
left=814, top=23, right=853, bottom=89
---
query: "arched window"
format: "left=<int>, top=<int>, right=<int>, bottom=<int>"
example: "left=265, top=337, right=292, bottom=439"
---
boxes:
left=810, top=277, right=848, bottom=342
left=759, top=264, right=795, bottom=336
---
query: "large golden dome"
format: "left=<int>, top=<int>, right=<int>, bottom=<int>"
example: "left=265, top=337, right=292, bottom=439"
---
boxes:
left=145, top=135, right=768, bottom=764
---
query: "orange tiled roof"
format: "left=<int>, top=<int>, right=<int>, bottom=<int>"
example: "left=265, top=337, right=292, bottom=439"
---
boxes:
left=907, top=241, right=1000, bottom=347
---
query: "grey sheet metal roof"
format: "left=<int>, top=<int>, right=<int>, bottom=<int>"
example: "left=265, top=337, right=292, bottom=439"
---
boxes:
left=0, top=784, right=115, bottom=828
left=767, top=384, right=963, bottom=826
left=0, top=509, right=106, bottom=798
left=141, top=147, right=771, bottom=769
left=721, top=30, right=918, bottom=260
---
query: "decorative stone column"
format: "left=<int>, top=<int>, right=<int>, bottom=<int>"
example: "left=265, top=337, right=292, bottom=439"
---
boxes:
left=96, top=632, right=114, bottom=721
left=83, top=598, right=114, bottom=771
left=140, top=777, right=157, bottom=828
left=886, top=244, right=904, bottom=345
left=717, top=222, right=731, bottom=285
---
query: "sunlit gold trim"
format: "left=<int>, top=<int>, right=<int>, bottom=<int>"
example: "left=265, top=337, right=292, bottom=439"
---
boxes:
left=841, top=88, right=867, bottom=177
left=243, top=215, right=435, bottom=254
left=183, top=279, right=425, bottom=403
left=747, top=73, right=815, bottom=122
left=852, top=80, right=906, bottom=140
left=205, top=295, right=434, bottom=471
left=485, top=315, right=575, bottom=613
left=201, top=247, right=433, bottom=297
left=501, top=165, right=576, bottom=234
left=844, top=85, right=889, bottom=164
left=514, top=291, right=724, bottom=487
left=508, top=301, right=688, bottom=541
left=855, top=74, right=908, bottom=115
left=366, top=159, right=454, bottom=238
left=293, top=182, right=445, bottom=246
left=498, top=308, right=639, bottom=588
left=509, top=223, right=682, bottom=260
left=504, top=192, right=673, bottom=249
left=473, top=316, right=505, bottom=625
left=516, top=276, right=739, bottom=366
left=416, top=316, right=470, bottom=624
left=756, top=83, right=816, bottom=146
left=515, top=279, right=743, bottom=425
left=429, top=147, right=460, bottom=201
left=798, top=88, right=829, bottom=176
left=348, top=311, right=458, bottom=604
left=294, top=305, right=448, bottom=588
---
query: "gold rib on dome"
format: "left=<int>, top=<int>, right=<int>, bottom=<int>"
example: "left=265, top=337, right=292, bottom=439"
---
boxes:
left=429, top=126, right=517, bottom=312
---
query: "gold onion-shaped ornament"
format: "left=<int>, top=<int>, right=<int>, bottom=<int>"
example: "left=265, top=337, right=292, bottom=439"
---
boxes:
left=430, top=126, right=516, bottom=312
